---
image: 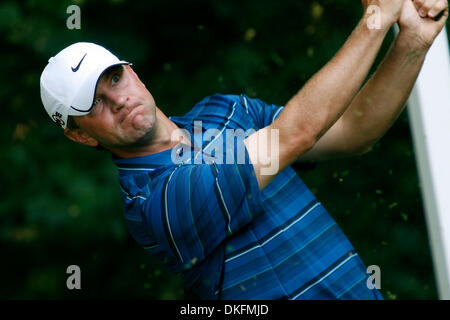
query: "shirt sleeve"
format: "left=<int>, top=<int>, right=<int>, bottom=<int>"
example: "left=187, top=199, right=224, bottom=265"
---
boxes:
left=142, top=142, right=265, bottom=269
left=238, top=94, right=285, bottom=130
left=239, top=94, right=317, bottom=171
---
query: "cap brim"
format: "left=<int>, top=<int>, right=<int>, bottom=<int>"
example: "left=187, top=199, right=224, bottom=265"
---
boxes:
left=69, top=61, right=130, bottom=115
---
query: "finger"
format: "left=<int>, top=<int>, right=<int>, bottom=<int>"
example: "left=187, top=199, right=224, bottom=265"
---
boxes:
left=434, top=6, right=448, bottom=27
left=418, top=0, right=439, bottom=17
left=414, top=0, right=426, bottom=11
left=428, top=0, right=448, bottom=18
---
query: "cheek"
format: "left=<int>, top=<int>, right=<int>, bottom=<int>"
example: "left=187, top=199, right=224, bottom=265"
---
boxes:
left=85, top=115, right=117, bottom=138
left=137, top=82, right=154, bottom=103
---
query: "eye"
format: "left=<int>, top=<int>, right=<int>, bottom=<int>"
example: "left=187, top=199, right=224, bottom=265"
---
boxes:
left=92, top=98, right=102, bottom=109
left=112, top=74, right=120, bottom=84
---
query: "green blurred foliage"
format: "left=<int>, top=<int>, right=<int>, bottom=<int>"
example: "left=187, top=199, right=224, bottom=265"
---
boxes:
left=2, top=0, right=448, bottom=299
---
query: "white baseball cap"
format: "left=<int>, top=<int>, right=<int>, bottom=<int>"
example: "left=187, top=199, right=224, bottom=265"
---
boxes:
left=40, top=42, right=130, bottom=129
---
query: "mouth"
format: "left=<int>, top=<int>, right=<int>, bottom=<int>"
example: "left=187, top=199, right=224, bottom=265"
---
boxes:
left=121, top=104, right=143, bottom=124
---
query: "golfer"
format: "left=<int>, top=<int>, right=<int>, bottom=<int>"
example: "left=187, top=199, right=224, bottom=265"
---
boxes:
left=40, top=0, right=448, bottom=299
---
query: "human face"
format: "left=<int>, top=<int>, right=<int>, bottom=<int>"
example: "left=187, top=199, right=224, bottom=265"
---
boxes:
left=72, top=65, right=157, bottom=150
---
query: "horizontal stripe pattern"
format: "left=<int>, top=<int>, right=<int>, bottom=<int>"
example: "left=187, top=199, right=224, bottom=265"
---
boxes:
left=225, top=200, right=320, bottom=263
left=114, top=94, right=383, bottom=300
left=290, top=251, right=357, bottom=299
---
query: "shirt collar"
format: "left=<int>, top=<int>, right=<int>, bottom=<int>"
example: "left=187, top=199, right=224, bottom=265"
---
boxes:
left=112, top=116, right=203, bottom=171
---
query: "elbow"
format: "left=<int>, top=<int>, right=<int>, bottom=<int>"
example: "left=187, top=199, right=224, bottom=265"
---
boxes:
left=354, top=144, right=374, bottom=156
left=271, top=121, right=317, bottom=160
left=291, top=127, right=317, bottom=156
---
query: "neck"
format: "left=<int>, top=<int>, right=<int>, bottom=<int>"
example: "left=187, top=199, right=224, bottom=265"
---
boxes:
left=109, top=107, right=191, bottom=158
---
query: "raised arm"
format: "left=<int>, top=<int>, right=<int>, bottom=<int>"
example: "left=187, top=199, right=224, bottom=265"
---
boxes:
left=295, top=0, right=449, bottom=161
left=244, top=0, right=405, bottom=190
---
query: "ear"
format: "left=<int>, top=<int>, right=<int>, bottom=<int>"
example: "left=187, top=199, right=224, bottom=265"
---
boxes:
left=64, top=127, right=99, bottom=147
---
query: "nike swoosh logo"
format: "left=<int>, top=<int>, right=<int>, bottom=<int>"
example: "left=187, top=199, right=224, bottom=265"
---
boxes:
left=71, top=53, right=87, bottom=72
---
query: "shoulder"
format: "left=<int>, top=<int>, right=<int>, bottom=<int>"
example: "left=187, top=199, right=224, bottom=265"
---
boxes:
left=191, top=94, right=243, bottom=115
left=169, top=94, right=254, bottom=130
left=175, top=93, right=278, bottom=120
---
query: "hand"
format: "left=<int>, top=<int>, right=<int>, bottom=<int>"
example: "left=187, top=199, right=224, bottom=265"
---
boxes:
left=398, top=0, right=449, bottom=49
left=362, top=0, right=406, bottom=30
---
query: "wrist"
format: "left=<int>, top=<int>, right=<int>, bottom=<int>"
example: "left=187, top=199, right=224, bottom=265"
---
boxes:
left=395, top=29, right=432, bottom=54
left=357, top=14, right=391, bottom=39
left=362, top=3, right=400, bottom=32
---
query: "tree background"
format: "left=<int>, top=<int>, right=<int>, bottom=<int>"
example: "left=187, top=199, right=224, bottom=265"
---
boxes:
left=1, top=0, right=448, bottom=299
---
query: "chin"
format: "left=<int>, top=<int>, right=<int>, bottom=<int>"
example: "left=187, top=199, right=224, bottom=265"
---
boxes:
left=129, top=118, right=156, bottom=144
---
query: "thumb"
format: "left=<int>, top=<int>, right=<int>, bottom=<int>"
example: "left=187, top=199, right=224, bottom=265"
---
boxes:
left=434, top=9, right=449, bottom=32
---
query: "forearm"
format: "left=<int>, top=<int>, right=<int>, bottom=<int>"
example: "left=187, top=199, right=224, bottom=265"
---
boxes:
left=339, top=32, right=428, bottom=152
left=245, top=2, right=406, bottom=190
left=273, top=16, right=391, bottom=153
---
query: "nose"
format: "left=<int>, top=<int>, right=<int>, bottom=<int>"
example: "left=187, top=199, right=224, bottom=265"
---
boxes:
left=109, top=91, right=129, bottom=113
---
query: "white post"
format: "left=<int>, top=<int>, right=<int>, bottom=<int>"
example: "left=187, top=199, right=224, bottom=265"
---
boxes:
left=405, top=27, right=450, bottom=299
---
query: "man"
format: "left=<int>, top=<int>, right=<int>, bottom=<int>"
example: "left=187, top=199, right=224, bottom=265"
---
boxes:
left=40, top=0, right=448, bottom=299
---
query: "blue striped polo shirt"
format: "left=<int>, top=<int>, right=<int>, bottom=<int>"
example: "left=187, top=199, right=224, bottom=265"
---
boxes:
left=113, top=94, right=383, bottom=300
